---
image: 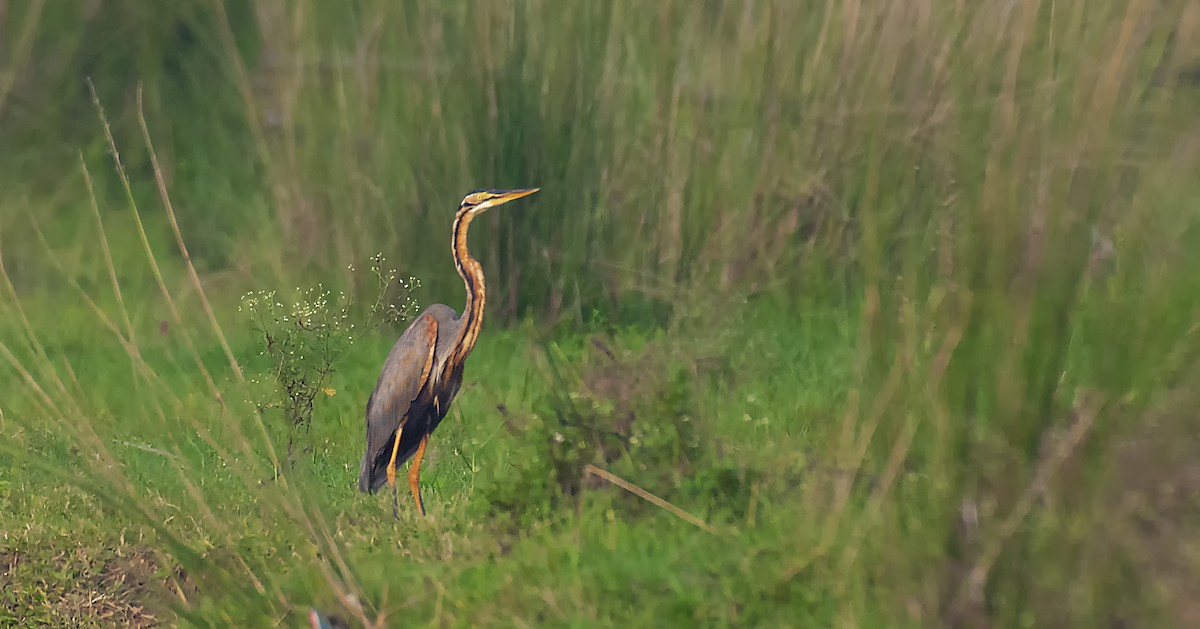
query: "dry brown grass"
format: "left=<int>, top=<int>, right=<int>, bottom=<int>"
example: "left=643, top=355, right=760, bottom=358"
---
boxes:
left=0, top=544, right=173, bottom=628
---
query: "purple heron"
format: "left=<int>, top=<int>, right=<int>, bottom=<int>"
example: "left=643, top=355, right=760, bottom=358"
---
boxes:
left=357, top=188, right=539, bottom=517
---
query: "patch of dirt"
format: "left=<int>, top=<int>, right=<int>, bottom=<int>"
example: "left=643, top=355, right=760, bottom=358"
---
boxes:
left=0, top=543, right=183, bottom=628
left=100, top=548, right=190, bottom=625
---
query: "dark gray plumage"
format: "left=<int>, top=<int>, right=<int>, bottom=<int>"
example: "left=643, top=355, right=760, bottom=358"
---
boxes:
left=357, top=303, right=463, bottom=495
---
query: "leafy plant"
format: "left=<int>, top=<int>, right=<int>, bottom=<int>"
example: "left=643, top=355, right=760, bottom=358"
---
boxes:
left=239, top=253, right=421, bottom=459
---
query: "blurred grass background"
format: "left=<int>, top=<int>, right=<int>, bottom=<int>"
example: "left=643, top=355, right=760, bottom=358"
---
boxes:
left=2, top=0, right=1200, bottom=626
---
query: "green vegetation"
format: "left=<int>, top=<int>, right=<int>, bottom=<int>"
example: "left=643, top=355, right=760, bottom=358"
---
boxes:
left=2, top=1, right=1199, bottom=626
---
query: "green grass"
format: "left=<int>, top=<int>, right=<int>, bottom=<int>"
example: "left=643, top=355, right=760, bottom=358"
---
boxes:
left=2, top=287, right=858, bottom=627
left=3, top=0, right=1200, bottom=627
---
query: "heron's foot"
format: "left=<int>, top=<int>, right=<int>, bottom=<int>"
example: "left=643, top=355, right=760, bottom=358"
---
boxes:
left=413, top=487, right=427, bottom=517
left=391, top=484, right=400, bottom=520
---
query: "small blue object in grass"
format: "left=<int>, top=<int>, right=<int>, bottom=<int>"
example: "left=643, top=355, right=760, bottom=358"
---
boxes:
left=308, top=608, right=346, bottom=629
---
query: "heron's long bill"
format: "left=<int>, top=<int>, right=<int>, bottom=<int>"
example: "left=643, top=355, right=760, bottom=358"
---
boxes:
left=489, top=188, right=539, bottom=205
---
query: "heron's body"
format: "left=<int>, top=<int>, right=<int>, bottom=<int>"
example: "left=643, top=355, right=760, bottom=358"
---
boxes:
left=356, top=188, right=538, bottom=516
left=357, top=303, right=464, bottom=494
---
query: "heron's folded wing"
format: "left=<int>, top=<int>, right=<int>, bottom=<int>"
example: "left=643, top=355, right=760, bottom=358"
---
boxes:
left=364, top=311, right=440, bottom=454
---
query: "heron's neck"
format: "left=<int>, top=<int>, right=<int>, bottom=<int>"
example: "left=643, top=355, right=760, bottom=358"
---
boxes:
left=451, top=207, right=486, bottom=362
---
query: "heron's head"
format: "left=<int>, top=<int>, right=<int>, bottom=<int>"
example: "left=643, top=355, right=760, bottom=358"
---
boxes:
left=460, top=188, right=539, bottom=214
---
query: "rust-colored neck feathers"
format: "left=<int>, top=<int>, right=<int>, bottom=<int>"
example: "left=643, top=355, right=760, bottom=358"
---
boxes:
left=450, top=206, right=486, bottom=365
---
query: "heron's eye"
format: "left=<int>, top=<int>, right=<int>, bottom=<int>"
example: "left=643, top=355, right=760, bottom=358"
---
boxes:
left=464, top=193, right=489, bottom=206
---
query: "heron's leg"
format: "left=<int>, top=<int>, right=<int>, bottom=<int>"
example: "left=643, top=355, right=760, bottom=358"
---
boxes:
left=407, top=434, right=430, bottom=517
left=387, top=426, right=404, bottom=519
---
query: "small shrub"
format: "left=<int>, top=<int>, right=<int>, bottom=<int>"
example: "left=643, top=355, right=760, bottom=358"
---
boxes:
left=479, top=336, right=711, bottom=523
left=239, top=253, right=421, bottom=459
